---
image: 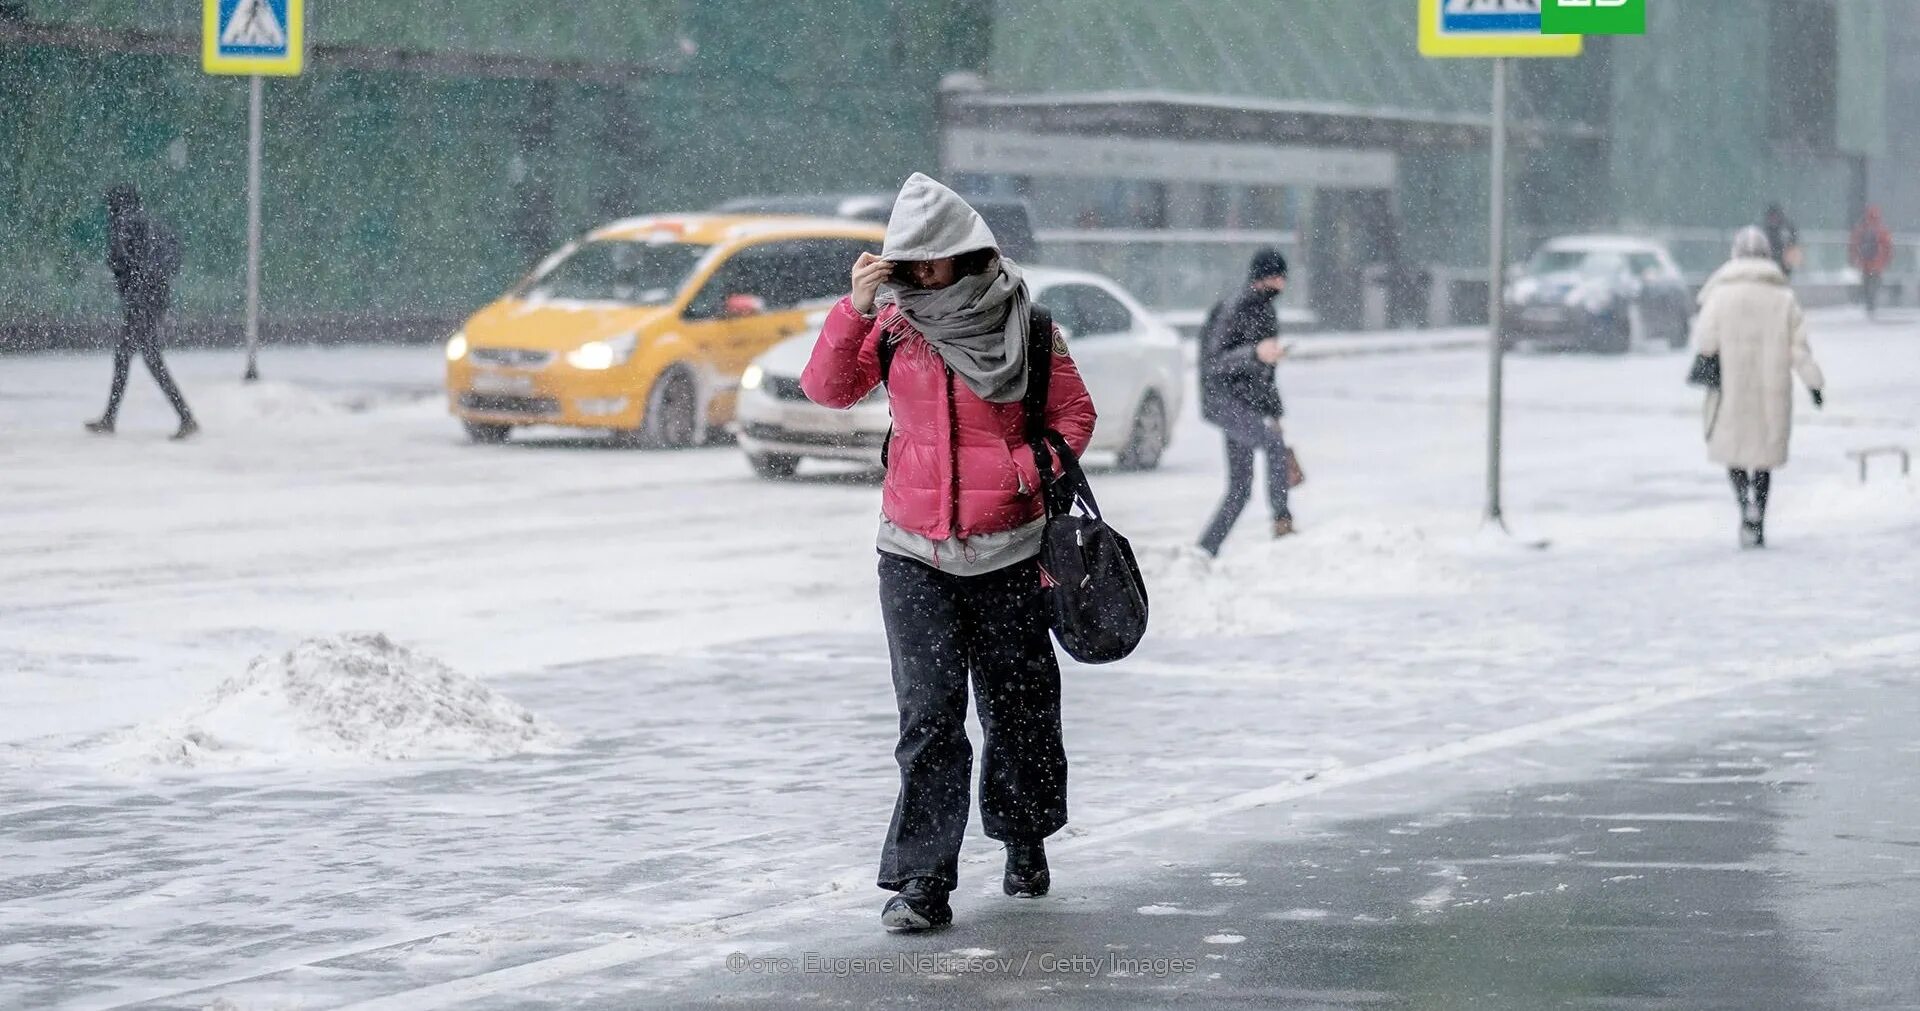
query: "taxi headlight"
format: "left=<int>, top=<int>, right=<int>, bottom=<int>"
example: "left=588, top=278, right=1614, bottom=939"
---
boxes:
left=566, top=332, right=639, bottom=371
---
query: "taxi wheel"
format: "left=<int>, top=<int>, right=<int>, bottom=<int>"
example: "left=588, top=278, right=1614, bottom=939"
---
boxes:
left=463, top=421, right=511, bottom=445
left=749, top=452, right=800, bottom=479
left=638, top=368, right=700, bottom=450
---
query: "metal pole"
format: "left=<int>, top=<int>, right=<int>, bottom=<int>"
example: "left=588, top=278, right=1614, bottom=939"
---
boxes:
left=1485, top=57, right=1508, bottom=525
left=243, top=74, right=264, bottom=382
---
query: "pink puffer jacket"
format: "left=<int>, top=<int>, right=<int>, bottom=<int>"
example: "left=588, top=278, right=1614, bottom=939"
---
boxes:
left=802, top=297, right=1097, bottom=541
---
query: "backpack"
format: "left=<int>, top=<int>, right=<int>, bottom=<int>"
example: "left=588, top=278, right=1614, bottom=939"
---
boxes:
left=151, top=223, right=184, bottom=279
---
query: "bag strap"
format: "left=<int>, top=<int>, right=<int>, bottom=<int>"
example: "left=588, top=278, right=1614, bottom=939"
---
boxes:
left=1021, top=305, right=1054, bottom=453
left=1022, top=305, right=1105, bottom=520
left=878, top=315, right=898, bottom=468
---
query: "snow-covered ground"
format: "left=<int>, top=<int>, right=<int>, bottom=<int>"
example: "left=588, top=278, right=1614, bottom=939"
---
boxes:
left=2, top=311, right=1916, bottom=1008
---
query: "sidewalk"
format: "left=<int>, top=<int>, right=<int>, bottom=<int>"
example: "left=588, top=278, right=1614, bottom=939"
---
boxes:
left=651, top=661, right=1920, bottom=1010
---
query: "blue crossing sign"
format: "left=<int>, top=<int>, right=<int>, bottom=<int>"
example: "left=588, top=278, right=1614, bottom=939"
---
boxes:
left=202, top=0, right=305, bottom=76
left=1419, top=0, right=1583, bottom=58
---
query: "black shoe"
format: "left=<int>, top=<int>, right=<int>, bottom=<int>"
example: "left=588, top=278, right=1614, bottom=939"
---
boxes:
left=170, top=419, right=200, bottom=441
left=1003, top=840, right=1050, bottom=897
left=85, top=418, right=115, bottom=435
left=881, top=878, right=952, bottom=931
left=1740, top=519, right=1764, bottom=549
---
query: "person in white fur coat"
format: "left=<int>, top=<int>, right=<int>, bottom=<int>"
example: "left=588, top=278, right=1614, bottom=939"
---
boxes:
left=1692, top=226, right=1826, bottom=548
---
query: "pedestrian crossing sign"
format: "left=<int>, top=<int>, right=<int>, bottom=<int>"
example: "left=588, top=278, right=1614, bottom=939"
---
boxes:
left=1419, top=0, right=1583, bottom=58
left=203, top=0, right=304, bottom=76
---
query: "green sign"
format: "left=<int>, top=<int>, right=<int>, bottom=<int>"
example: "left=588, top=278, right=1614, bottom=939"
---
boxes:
left=1541, top=0, right=1645, bottom=36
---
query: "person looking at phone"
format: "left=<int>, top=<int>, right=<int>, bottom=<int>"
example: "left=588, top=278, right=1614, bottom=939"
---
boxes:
left=1197, top=248, right=1297, bottom=556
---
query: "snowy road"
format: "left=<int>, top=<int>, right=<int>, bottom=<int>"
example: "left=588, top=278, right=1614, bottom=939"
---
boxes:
left=3, top=314, right=1917, bottom=1008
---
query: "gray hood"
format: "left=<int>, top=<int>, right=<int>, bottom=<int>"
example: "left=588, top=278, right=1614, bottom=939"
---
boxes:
left=874, top=174, right=1030, bottom=403
left=881, top=173, right=999, bottom=261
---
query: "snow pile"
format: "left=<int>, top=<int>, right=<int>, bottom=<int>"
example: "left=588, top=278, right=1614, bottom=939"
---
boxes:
left=1138, top=520, right=1476, bottom=637
left=193, top=379, right=347, bottom=422
left=101, top=634, right=566, bottom=770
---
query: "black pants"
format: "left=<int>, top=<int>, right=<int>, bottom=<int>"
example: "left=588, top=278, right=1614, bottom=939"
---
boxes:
left=104, top=304, right=193, bottom=424
left=1199, top=406, right=1291, bottom=556
left=876, top=552, right=1068, bottom=891
left=1730, top=469, right=1771, bottom=518
left=1862, top=273, right=1883, bottom=316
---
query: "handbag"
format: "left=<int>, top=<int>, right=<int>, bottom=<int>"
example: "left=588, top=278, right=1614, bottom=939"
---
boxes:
left=1687, top=353, right=1722, bottom=440
left=1023, top=308, right=1150, bottom=665
left=1686, top=353, right=1720, bottom=389
left=1270, top=419, right=1305, bottom=488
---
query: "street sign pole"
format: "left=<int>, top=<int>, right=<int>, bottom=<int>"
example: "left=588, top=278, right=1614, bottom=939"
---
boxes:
left=1485, top=56, right=1508, bottom=525
left=204, top=0, right=302, bottom=383
left=243, top=73, right=263, bottom=382
left=1418, top=0, right=1580, bottom=530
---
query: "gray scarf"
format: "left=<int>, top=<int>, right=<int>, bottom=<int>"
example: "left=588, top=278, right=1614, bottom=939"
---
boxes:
left=879, top=259, right=1030, bottom=403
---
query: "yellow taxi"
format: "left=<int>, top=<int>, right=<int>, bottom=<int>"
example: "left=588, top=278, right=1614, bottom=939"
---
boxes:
left=445, top=214, right=883, bottom=446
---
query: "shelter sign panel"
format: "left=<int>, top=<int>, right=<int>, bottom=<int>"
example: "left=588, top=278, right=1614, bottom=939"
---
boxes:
left=943, top=129, right=1397, bottom=190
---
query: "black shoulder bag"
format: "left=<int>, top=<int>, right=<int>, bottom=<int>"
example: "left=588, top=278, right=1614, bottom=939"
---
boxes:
left=1685, top=353, right=1720, bottom=389
left=1023, top=306, right=1150, bottom=665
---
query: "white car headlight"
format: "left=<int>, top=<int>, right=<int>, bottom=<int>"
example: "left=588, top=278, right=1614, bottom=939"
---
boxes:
left=740, top=364, right=764, bottom=391
left=445, top=331, right=468, bottom=362
left=566, top=331, right=639, bottom=371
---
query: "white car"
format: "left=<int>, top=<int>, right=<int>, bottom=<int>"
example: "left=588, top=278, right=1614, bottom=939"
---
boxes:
left=735, top=267, right=1184, bottom=478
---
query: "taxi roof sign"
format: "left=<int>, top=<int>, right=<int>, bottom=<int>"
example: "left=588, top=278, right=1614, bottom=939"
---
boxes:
left=1419, top=0, right=1583, bottom=59
left=203, top=0, right=305, bottom=76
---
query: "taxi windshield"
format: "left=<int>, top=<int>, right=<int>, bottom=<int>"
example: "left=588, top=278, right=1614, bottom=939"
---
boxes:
left=519, top=241, right=710, bottom=305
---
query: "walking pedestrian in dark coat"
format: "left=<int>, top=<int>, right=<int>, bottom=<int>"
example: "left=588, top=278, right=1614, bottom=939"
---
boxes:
left=1762, top=203, right=1801, bottom=280
left=88, top=183, right=198, bottom=439
left=1197, top=248, right=1295, bottom=556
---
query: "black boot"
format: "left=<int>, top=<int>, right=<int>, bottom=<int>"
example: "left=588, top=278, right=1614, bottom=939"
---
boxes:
left=85, top=418, right=115, bottom=435
left=1003, top=840, right=1051, bottom=897
left=1730, top=470, right=1761, bottom=549
left=1750, top=471, right=1771, bottom=548
left=170, top=418, right=200, bottom=441
left=881, top=878, right=952, bottom=931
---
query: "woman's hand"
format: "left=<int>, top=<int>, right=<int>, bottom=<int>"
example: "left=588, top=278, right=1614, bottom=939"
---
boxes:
left=1255, top=338, right=1286, bottom=365
left=850, top=252, right=894, bottom=316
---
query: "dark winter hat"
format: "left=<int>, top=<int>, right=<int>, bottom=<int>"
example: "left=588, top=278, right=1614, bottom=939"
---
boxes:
left=1248, top=247, right=1289, bottom=282
left=105, top=183, right=140, bottom=213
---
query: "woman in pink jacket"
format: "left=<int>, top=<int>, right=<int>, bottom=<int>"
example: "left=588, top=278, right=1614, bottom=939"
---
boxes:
left=802, top=174, right=1096, bottom=931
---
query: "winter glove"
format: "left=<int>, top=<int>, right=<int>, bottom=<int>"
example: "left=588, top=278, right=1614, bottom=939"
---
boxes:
left=1810, top=389, right=1825, bottom=409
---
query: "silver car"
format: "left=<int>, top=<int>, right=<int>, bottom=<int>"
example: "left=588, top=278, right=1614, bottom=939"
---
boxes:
left=735, top=267, right=1184, bottom=478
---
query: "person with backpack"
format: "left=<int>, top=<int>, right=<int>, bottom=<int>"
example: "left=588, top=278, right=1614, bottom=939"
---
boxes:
left=801, top=173, right=1096, bottom=932
left=1849, top=205, right=1894, bottom=318
left=1196, top=248, right=1296, bottom=557
left=88, top=183, right=198, bottom=440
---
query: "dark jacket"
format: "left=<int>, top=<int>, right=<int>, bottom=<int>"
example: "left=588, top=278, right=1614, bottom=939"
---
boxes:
left=1199, top=285, right=1284, bottom=422
left=1762, top=213, right=1798, bottom=279
left=107, top=202, right=177, bottom=315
